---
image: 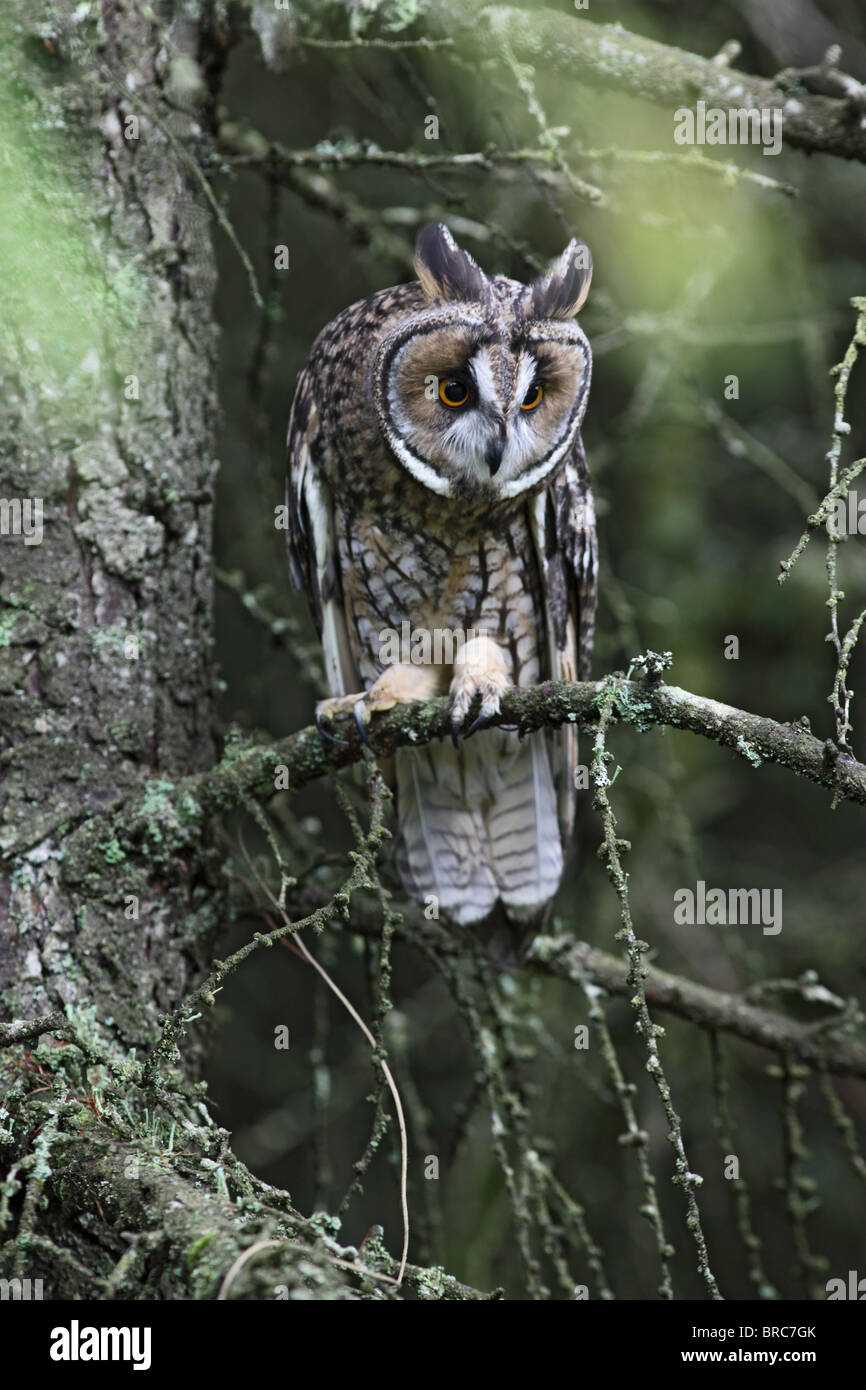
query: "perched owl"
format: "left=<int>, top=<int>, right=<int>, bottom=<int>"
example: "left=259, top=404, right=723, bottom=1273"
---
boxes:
left=286, top=223, right=597, bottom=928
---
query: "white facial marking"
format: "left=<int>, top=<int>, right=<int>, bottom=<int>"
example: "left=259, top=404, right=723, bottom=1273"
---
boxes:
left=469, top=347, right=498, bottom=410
left=381, top=312, right=590, bottom=499
left=442, top=411, right=493, bottom=484
left=511, top=351, right=538, bottom=413
left=389, top=428, right=455, bottom=494
left=499, top=434, right=575, bottom=498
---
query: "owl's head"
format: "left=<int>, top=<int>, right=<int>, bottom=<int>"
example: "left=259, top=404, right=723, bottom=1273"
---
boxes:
left=373, top=223, right=592, bottom=502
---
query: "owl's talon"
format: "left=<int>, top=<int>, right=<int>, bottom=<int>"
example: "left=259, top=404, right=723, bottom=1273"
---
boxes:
left=354, top=703, right=375, bottom=750
left=448, top=635, right=510, bottom=746
left=466, top=713, right=518, bottom=737
left=466, top=713, right=517, bottom=737
left=315, top=709, right=348, bottom=746
left=467, top=711, right=492, bottom=738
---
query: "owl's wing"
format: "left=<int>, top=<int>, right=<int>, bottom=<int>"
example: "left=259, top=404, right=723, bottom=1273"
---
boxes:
left=529, top=433, right=598, bottom=846
left=285, top=372, right=358, bottom=698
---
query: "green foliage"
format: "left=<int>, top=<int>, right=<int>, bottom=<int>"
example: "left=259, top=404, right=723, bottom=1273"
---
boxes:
left=0, top=56, right=145, bottom=431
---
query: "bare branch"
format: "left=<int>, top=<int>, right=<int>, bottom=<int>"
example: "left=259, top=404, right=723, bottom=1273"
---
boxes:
left=476, top=7, right=866, bottom=164
left=530, top=937, right=866, bottom=1080
left=281, top=894, right=866, bottom=1081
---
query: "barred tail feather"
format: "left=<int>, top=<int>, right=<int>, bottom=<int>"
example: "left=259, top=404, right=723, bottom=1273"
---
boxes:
left=394, top=731, right=563, bottom=927
left=488, top=732, right=563, bottom=921
left=394, top=745, right=498, bottom=924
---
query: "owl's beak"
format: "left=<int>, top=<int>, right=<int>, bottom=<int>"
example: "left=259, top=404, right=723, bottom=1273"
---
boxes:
left=485, top=429, right=505, bottom=478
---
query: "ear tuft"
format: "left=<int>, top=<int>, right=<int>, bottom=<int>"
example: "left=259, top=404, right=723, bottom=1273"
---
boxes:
left=527, top=239, right=592, bottom=320
left=414, top=222, right=489, bottom=303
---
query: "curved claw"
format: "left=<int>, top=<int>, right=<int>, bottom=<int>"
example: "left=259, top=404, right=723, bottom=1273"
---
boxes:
left=450, top=723, right=463, bottom=751
left=466, top=711, right=492, bottom=738
left=466, top=713, right=519, bottom=738
left=354, top=702, right=375, bottom=751
left=315, top=709, right=348, bottom=747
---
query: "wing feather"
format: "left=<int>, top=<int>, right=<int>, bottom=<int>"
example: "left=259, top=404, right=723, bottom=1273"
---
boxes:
left=529, top=434, right=598, bottom=846
left=285, top=374, right=358, bottom=697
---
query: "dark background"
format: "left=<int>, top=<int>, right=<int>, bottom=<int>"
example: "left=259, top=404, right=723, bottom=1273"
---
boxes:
left=205, top=0, right=866, bottom=1298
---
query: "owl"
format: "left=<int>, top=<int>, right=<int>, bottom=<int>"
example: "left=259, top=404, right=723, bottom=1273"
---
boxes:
left=286, top=223, right=597, bottom=929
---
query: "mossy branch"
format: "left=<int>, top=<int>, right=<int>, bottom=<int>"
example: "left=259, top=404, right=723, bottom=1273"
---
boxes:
left=47, top=674, right=866, bottom=888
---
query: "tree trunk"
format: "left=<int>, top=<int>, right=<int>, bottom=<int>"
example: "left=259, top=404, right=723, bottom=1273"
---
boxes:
left=1, top=0, right=248, bottom=1299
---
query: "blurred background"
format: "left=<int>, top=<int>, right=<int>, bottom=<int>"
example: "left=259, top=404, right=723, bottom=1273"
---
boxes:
left=205, top=0, right=866, bottom=1298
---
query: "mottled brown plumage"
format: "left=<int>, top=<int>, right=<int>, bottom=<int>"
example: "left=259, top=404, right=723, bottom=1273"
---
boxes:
left=286, top=224, right=597, bottom=928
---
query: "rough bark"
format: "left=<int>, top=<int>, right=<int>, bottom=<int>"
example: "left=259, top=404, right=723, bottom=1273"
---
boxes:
left=0, top=0, right=220, bottom=1051
left=0, top=0, right=282, bottom=1302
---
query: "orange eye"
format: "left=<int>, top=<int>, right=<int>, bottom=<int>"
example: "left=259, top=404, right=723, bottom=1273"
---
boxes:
left=438, top=377, right=469, bottom=408
left=521, top=382, right=544, bottom=411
